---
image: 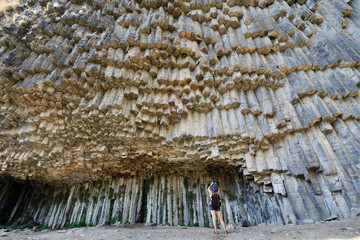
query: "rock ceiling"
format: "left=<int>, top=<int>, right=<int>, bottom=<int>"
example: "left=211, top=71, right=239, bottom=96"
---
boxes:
left=0, top=0, right=359, bottom=187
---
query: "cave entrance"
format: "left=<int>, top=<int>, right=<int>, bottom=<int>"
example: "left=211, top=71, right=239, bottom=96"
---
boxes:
left=0, top=180, right=25, bottom=225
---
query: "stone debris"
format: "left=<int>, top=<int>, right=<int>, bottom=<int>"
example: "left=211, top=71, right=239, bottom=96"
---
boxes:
left=297, top=219, right=315, bottom=225
left=0, top=0, right=359, bottom=229
left=226, top=222, right=236, bottom=230
left=0, top=232, right=8, bottom=237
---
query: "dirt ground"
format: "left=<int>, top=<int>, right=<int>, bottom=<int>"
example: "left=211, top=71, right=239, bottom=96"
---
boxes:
left=1, top=217, right=359, bottom=240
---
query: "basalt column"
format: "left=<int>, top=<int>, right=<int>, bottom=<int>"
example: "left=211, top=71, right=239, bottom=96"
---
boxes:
left=0, top=0, right=359, bottom=227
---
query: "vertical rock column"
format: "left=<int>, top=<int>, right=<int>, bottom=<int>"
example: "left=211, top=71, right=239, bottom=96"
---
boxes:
left=0, top=173, right=289, bottom=228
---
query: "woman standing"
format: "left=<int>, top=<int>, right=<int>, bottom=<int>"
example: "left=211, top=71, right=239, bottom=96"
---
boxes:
left=208, top=180, right=228, bottom=234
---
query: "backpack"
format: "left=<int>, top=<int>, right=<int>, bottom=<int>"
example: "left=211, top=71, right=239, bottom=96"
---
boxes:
left=211, top=194, right=221, bottom=208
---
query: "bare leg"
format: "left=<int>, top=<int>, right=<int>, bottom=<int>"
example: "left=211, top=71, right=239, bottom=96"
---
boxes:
left=216, top=211, right=227, bottom=232
left=211, top=210, right=217, bottom=233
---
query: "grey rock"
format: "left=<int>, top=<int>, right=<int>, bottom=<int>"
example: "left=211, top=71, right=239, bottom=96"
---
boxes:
left=298, top=219, right=315, bottom=224
left=0, top=232, right=8, bottom=237
left=325, top=216, right=339, bottom=221
left=145, top=223, right=157, bottom=227
left=226, top=222, right=236, bottom=230
left=113, top=221, right=124, bottom=227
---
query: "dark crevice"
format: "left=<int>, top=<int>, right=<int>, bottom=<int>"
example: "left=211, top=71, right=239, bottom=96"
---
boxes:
left=136, top=179, right=150, bottom=223
left=0, top=181, right=24, bottom=225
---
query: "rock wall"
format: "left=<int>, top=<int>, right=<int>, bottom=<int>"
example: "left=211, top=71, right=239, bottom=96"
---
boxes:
left=0, top=0, right=360, bottom=227
left=0, top=173, right=288, bottom=228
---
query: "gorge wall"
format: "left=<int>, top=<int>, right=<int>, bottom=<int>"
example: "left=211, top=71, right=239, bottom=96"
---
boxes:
left=0, top=0, right=360, bottom=228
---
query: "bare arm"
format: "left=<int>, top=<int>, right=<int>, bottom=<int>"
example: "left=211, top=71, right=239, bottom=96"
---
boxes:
left=207, top=185, right=212, bottom=195
left=208, top=184, right=221, bottom=195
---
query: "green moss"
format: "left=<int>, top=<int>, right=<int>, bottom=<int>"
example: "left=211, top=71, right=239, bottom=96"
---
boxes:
left=142, top=176, right=154, bottom=192
left=105, top=217, right=116, bottom=225
left=183, top=177, right=189, bottom=188
left=80, top=206, right=88, bottom=225
left=190, top=207, right=194, bottom=216
left=79, top=190, right=85, bottom=203
left=22, top=49, right=30, bottom=58
left=92, top=196, right=98, bottom=204
left=62, top=190, right=70, bottom=202
left=100, top=195, right=105, bottom=201
left=69, top=218, right=86, bottom=228
left=39, top=224, right=48, bottom=230
left=55, top=194, right=62, bottom=205
left=89, top=208, right=94, bottom=226
left=165, top=201, right=169, bottom=224
left=10, top=224, right=29, bottom=230
left=108, top=187, right=114, bottom=199
left=274, top=208, right=280, bottom=215
left=15, top=44, right=31, bottom=61
left=187, top=191, right=195, bottom=201
left=118, top=210, right=123, bottom=222
left=239, top=197, right=245, bottom=204
left=181, top=203, right=184, bottom=225
left=79, top=218, right=86, bottom=227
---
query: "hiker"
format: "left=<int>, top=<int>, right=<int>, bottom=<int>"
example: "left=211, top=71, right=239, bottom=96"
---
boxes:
left=208, top=180, right=228, bottom=235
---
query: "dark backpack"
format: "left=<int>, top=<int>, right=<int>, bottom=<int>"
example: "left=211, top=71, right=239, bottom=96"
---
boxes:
left=211, top=194, right=221, bottom=207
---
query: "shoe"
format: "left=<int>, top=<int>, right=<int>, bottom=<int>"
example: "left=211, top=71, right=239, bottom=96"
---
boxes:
left=225, top=231, right=228, bottom=234
left=214, top=231, right=218, bottom=235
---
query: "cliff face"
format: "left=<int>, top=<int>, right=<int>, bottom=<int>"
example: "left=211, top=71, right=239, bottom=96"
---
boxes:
left=0, top=0, right=359, bottom=228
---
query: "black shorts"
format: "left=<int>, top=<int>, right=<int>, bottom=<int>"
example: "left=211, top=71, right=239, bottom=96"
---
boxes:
left=209, top=204, right=220, bottom=212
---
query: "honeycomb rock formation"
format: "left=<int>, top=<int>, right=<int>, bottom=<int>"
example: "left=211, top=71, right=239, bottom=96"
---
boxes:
left=0, top=0, right=360, bottom=228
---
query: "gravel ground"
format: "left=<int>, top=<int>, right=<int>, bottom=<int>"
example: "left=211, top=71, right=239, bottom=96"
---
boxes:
left=0, top=217, right=359, bottom=240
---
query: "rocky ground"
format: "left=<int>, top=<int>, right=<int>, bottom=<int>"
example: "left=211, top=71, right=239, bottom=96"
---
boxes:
left=0, top=217, right=359, bottom=240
